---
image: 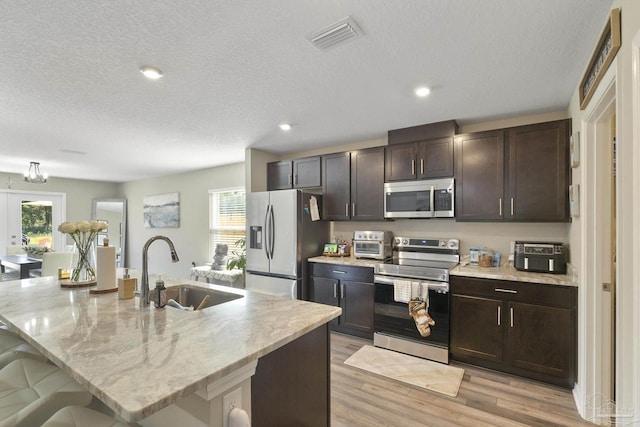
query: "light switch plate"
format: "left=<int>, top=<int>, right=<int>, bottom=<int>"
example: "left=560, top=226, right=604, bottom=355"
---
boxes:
left=570, top=132, right=580, bottom=168
left=569, top=184, right=580, bottom=218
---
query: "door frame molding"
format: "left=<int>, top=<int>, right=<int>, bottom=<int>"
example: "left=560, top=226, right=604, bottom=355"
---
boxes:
left=576, top=59, right=617, bottom=422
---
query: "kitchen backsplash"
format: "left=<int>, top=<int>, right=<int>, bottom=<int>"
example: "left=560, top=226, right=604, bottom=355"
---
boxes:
left=330, top=219, right=570, bottom=262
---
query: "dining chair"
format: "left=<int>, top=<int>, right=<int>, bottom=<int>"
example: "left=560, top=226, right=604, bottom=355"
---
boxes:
left=29, top=252, right=73, bottom=278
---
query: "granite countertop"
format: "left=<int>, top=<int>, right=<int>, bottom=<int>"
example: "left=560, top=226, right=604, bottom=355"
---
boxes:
left=308, top=255, right=576, bottom=287
left=451, top=261, right=577, bottom=287
left=0, top=276, right=341, bottom=422
left=308, top=255, right=380, bottom=268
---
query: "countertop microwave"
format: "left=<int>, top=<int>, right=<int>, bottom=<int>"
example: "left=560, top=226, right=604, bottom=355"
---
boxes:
left=383, top=178, right=455, bottom=219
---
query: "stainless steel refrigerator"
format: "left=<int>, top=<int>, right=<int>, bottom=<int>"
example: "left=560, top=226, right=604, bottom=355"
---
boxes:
left=245, top=189, right=328, bottom=299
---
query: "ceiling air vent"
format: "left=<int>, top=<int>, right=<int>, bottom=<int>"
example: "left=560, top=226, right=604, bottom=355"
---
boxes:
left=306, top=17, right=363, bottom=51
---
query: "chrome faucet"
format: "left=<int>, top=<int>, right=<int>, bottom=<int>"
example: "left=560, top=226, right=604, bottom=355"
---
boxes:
left=141, top=236, right=180, bottom=306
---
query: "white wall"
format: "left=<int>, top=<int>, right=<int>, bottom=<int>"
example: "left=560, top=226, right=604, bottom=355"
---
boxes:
left=119, top=162, right=245, bottom=279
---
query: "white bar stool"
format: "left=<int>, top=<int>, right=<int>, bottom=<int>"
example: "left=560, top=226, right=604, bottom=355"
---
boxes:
left=0, top=358, right=93, bottom=427
left=0, top=328, right=46, bottom=369
left=42, top=406, right=128, bottom=427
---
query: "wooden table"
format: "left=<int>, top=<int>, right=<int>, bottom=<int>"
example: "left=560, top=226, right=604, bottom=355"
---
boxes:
left=0, top=255, right=42, bottom=279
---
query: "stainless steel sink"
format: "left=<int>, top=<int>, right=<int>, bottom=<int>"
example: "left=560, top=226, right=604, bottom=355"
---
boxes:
left=151, top=284, right=243, bottom=310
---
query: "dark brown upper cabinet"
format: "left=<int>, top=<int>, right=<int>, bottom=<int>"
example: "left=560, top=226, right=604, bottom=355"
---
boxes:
left=322, top=147, right=384, bottom=221
left=386, top=120, right=457, bottom=182
left=506, top=120, right=570, bottom=221
left=455, top=119, right=570, bottom=222
left=455, top=130, right=505, bottom=220
left=385, top=138, right=455, bottom=181
left=267, top=156, right=322, bottom=190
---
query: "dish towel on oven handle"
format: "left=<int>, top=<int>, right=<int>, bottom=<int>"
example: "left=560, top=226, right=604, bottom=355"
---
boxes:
left=393, top=279, right=412, bottom=303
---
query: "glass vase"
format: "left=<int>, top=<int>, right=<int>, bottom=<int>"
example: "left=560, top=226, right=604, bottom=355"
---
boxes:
left=71, top=241, right=97, bottom=283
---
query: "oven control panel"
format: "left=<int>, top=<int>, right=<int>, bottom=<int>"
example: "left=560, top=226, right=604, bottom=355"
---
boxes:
left=394, top=237, right=459, bottom=251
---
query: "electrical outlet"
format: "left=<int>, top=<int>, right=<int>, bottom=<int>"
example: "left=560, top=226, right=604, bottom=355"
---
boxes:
left=222, top=387, right=242, bottom=427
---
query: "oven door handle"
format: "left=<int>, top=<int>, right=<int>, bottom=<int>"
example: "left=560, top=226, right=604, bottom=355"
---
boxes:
left=374, top=275, right=449, bottom=291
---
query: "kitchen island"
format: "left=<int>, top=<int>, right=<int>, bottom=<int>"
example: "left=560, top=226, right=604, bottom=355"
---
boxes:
left=0, top=276, right=341, bottom=426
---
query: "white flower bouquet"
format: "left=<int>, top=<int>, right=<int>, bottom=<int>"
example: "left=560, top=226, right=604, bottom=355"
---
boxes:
left=58, top=220, right=108, bottom=282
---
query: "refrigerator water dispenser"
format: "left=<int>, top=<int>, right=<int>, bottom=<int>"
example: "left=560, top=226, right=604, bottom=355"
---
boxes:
left=250, top=226, right=262, bottom=249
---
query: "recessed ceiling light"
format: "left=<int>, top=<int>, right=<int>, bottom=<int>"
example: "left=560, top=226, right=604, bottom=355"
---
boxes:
left=279, top=123, right=292, bottom=131
left=140, top=66, right=163, bottom=80
left=415, top=86, right=431, bottom=97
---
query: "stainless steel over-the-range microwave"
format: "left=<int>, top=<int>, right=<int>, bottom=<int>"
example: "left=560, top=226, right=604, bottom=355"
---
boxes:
left=383, top=178, right=455, bottom=219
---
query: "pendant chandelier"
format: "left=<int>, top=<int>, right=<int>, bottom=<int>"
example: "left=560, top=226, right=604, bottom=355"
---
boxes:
left=24, top=161, right=48, bottom=184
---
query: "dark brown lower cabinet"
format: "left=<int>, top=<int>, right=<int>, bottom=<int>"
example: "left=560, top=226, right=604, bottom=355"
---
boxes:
left=450, top=276, right=576, bottom=388
left=451, top=294, right=503, bottom=364
left=252, top=324, right=330, bottom=427
left=309, top=262, right=375, bottom=339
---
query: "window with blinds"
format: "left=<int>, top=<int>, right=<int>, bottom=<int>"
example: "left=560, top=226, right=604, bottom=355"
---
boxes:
left=209, top=188, right=246, bottom=261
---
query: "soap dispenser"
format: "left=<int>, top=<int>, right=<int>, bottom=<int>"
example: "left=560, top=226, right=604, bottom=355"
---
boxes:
left=154, top=275, right=167, bottom=308
left=118, top=268, right=136, bottom=300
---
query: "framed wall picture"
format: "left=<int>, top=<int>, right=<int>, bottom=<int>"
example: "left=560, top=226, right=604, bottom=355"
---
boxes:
left=143, top=192, right=180, bottom=228
left=97, top=233, right=108, bottom=246
left=579, top=8, right=621, bottom=110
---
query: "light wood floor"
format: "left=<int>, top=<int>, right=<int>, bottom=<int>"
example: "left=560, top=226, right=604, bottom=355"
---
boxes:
left=330, top=332, right=594, bottom=427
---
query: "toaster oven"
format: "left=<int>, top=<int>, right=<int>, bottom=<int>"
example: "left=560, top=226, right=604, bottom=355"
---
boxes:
left=352, top=231, right=393, bottom=260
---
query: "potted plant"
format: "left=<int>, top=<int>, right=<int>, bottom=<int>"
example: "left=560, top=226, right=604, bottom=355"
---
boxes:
left=226, top=238, right=246, bottom=271
left=226, top=238, right=246, bottom=288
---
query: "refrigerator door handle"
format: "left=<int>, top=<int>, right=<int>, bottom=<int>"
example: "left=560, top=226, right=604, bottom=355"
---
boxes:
left=264, top=204, right=271, bottom=259
left=269, top=203, right=276, bottom=259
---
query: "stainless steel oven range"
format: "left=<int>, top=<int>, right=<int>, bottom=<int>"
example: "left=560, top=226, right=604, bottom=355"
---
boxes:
left=374, top=237, right=459, bottom=364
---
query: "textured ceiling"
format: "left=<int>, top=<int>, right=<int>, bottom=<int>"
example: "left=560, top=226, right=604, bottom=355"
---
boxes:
left=0, top=0, right=612, bottom=182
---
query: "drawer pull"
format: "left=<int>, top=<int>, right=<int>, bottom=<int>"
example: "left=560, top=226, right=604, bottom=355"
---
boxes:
left=497, top=306, right=501, bottom=326
left=495, top=288, right=517, bottom=294
left=333, top=270, right=347, bottom=274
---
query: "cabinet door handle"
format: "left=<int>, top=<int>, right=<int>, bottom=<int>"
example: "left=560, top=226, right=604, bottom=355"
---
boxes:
left=411, top=160, right=416, bottom=176
left=510, top=307, right=514, bottom=328
left=332, top=270, right=347, bottom=274
left=510, top=198, right=514, bottom=216
left=288, top=174, right=292, bottom=186
left=352, top=203, right=356, bottom=217
left=345, top=203, right=349, bottom=217
left=499, top=198, right=503, bottom=216
left=333, top=283, right=337, bottom=299
left=420, top=158, right=424, bottom=175
left=497, top=306, right=501, bottom=326
left=294, top=174, right=298, bottom=185
left=495, top=288, right=517, bottom=294
left=341, top=283, right=345, bottom=299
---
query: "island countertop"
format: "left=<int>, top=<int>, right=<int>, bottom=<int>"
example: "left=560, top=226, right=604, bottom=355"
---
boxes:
left=0, top=276, right=341, bottom=423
